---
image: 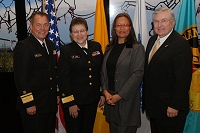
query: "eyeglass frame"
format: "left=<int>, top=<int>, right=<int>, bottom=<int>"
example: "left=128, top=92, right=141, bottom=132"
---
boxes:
left=115, top=23, right=130, bottom=28
left=153, top=19, right=172, bottom=25
left=71, top=29, right=87, bottom=34
left=35, top=23, right=50, bottom=28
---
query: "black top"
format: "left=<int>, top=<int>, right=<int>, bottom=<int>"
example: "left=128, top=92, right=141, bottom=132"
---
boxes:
left=106, top=43, right=125, bottom=91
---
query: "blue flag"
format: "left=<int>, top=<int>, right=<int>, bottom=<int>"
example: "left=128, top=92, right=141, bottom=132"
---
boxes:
left=175, top=0, right=200, bottom=133
left=43, top=0, right=60, bottom=61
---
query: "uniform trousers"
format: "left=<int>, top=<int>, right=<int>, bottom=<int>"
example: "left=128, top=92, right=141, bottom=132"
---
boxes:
left=64, top=101, right=98, bottom=133
left=150, top=116, right=187, bottom=133
left=109, top=117, right=137, bottom=133
left=20, top=111, right=56, bottom=133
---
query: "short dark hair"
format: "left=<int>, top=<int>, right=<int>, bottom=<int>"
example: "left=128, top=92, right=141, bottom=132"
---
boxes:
left=69, top=17, right=88, bottom=33
left=30, top=12, right=49, bottom=24
left=110, top=13, right=138, bottom=46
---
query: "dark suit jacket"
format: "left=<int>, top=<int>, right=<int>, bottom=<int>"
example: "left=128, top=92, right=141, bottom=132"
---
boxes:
left=14, top=34, right=58, bottom=113
left=143, top=30, right=192, bottom=119
left=101, top=43, right=145, bottom=126
left=58, top=40, right=103, bottom=108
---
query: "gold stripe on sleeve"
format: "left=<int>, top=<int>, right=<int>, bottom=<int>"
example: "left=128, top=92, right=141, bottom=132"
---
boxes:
left=20, top=93, right=34, bottom=104
left=62, top=95, right=74, bottom=104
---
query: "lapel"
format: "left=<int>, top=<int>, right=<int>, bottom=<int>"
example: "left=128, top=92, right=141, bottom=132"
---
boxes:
left=102, top=43, right=132, bottom=84
left=87, top=41, right=95, bottom=55
left=147, top=31, right=175, bottom=69
left=146, top=36, right=157, bottom=61
left=30, top=34, right=50, bottom=62
left=71, top=41, right=88, bottom=58
left=102, top=45, right=112, bottom=81
left=117, top=44, right=132, bottom=65
left=45, top=39, right=53, bottom=62
left=103, top=43, right=132, bottom=70
left=71, top=40, right=99, bottom=64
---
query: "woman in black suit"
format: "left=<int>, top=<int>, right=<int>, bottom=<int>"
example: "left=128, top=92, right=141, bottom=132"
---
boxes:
left=101, top=13, right=145, bottom=133
left=58, top=17, right=105, bottom=133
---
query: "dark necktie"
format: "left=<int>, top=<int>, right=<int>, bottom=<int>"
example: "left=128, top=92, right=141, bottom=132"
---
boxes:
left=42, top=43, right=49, bottom=57
left=82, top=47, right=88, bottom=54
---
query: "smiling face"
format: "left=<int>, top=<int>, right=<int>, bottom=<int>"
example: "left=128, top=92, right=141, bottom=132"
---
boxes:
left=114, top=16, right=131, bottom=43
left=30, top=14, right=50, bottom=41
left=153, top=10, right=175, bottom=38
left=70, top=24, right=88, bottom=46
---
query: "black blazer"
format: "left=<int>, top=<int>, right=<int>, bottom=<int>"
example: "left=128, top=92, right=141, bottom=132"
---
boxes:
left=143, top=30, right=192, bottom=118
left=58, top=40, right=103, bottom=108
left=14, top=34, right=58, bottom=113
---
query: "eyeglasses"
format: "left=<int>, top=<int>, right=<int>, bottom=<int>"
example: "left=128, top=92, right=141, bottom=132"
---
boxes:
left=153, top=19, right=172, bottom=25
left=35, top=23, right=50, bottom=28
left=115, top=23, right=130, bottom=28
left=72, top=29, right=86, bottom=34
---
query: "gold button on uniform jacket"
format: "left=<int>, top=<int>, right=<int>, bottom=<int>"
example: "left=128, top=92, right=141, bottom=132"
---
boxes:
left=58, top=40, right=103, bottom=108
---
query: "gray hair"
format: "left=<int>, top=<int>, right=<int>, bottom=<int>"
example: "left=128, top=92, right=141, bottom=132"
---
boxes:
left=30, top=12, right=49, bottom=24
left=152, top=7, right=176, bottom=23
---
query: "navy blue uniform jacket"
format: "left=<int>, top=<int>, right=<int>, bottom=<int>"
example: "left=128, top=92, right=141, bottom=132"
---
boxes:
left=58, top=40, right=103, bottom=108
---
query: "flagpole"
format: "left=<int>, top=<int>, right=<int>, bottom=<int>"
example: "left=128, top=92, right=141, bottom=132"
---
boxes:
left=139, top=0, right=141, bottom=40
left=15, top=0, right=27, bottom=41
left=42, top=0, right=45, bottom=12
left=104, top=0, right=110, bottom=40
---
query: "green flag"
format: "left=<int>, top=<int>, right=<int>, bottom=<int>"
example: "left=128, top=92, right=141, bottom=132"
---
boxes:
left=175, top=0, right=200, bottom=132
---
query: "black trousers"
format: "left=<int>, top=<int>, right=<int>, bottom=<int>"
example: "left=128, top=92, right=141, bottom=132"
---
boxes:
left=64, top=101, right=98, bottom=133
left=109, top=121, right=137, bottom=133
left=20, top=111, right=56, bottom=133
left=150, top=116, right=187, bottom=133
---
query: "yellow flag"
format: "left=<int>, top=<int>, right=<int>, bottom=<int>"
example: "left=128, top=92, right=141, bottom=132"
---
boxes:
left=94, top=0, right=109, bottom=53
left=93, top=106, right=110, bottom=133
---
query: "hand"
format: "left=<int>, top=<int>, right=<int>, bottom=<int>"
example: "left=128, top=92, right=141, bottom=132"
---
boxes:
left=110, top=94, right=121, bottom=104
left=26, top=106, right=36, bottom=115
left=167, top=107, right=178, bottom=117
left=69, top=105, right=80, bottom=118
left=104, top=90, right=115, bottom=105
left=98, top=96, right=105, bottom=107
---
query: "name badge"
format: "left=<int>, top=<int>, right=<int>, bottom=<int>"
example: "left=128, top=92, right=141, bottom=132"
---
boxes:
left=71, top=55, right=80, bottom=59
left=92, top=51, right=100, bottom=56
left=34, top=53, right=42, bottom=57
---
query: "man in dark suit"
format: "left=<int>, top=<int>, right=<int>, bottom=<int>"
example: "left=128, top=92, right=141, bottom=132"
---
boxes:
left=143, top=7, right=192, bottom=133
left=14, top=12, right=58, bottom=133
left=58, top=17, right=104, bottom=133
